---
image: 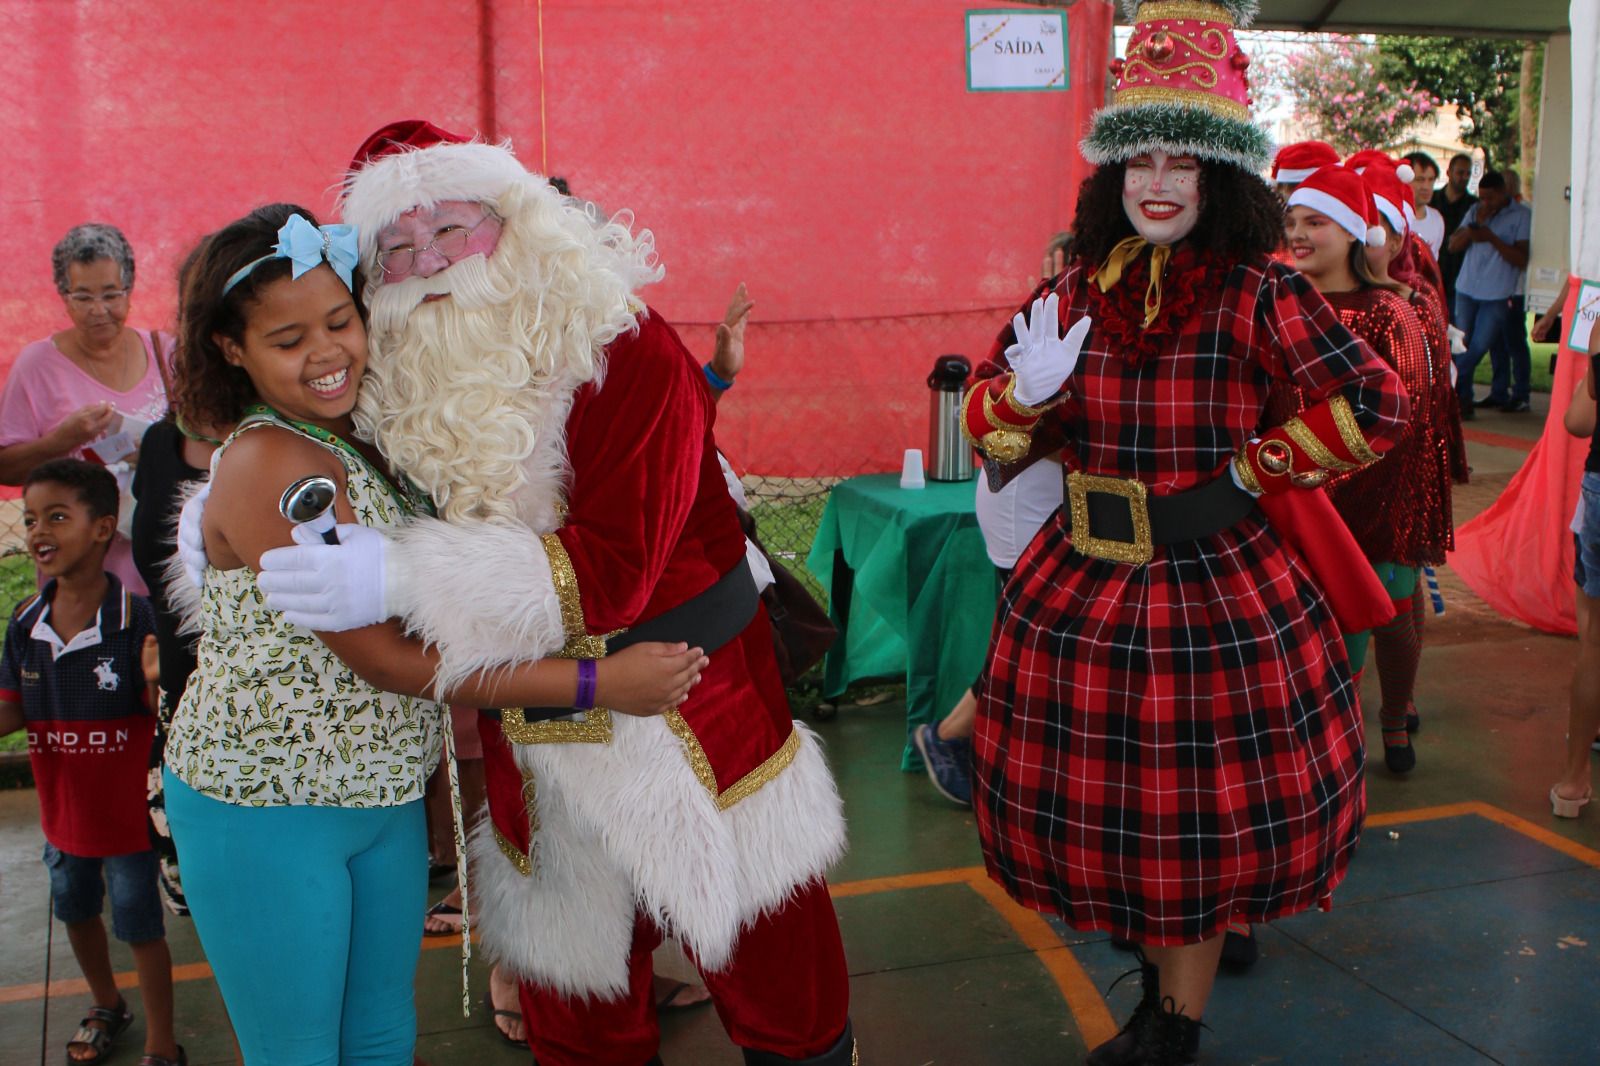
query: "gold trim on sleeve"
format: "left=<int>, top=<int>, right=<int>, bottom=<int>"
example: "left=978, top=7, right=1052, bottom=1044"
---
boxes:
left=1282, top=417, right=1359, bottom=472
left=494, top=822, right=533, bottom=877
left=979, top=430, right=1032, bottom=463
left=1328, top=395, right=1382, bottom=465
left=998, top=379, right=1055, bottom=420
left=664, top=710, right=803, bottom=810
left=1232, top=453, right=1264, bottom=497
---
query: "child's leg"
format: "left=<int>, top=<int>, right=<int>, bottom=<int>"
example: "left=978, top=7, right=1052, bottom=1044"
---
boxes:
left=45, top=845, right=126, bottom=1061
left=162, top=769, right=356, bottom=1066
left=104, top=850, right=176, bottom=1058
left=340, top=800, right=427, bottom=1066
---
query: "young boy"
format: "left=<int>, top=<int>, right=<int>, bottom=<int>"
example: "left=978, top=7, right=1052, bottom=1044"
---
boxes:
left=0, top=459, right=181, bottom=1066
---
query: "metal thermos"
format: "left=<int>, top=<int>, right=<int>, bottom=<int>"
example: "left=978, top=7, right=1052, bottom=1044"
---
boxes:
left=926, top=354, right=974, bottom=482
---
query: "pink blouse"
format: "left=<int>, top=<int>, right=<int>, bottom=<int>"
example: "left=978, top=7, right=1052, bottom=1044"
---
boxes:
left=0, top=329, right=174, bottom=594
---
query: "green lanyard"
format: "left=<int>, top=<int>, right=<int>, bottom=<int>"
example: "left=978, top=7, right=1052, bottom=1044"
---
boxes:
left=240, top=404, right=436, bottom=518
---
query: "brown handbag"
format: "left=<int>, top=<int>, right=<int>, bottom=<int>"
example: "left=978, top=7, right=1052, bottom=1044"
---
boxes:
left=737, top=507, right=837, bottom=687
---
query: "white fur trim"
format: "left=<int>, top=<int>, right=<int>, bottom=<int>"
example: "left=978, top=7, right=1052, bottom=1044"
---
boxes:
left=387, top=517, right=566, bottom=695
left=162, top=477, right=211, bottom=638
left=1371, top=195, right=1407, bottom=237
left=1274, top=166, right=1317, bottom=185
left=479, top=718, right=847, bottom=995
left=1395, top=162, right=1415, bottom=184
left=1366, top=225, right=1387, bottom=247
left=1287, top=186, right=1371, bottom=246
left=342, top=141, right=533, bottom=259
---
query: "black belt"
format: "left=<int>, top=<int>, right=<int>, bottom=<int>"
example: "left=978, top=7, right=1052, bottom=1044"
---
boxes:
left=482, top=557, right=760, bottom=724
left=1066, top=470, right=1257, bottom=565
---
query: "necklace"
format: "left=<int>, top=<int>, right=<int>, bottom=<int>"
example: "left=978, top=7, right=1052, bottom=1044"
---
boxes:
left=63, top=328, right=141, bottom=391
left=239, top=404, right=436, bottom=517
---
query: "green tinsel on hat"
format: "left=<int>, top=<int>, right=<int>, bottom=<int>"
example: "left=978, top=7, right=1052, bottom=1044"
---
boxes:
left=1119, top=0, right=1259, bottom=26
left=1080, top=102, right=1273, bottom=173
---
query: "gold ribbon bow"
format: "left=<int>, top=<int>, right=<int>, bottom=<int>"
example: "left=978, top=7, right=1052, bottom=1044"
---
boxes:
left=1090, top=236, right=1173, bottom=329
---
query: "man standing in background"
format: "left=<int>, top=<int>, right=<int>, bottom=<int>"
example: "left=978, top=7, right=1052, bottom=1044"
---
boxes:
left=1433, top=153, right=1479, bottom=315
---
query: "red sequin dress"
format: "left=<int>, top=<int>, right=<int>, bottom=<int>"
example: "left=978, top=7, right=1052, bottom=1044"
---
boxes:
left=1322, top=288, right=1447, bottom=565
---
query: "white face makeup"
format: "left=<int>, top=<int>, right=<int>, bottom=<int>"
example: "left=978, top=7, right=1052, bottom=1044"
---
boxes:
left=1121, top=152, right=1202, bottom=245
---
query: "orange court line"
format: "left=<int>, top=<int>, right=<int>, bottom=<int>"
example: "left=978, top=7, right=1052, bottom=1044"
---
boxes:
left=5, top=802, right=1597, bottom=1011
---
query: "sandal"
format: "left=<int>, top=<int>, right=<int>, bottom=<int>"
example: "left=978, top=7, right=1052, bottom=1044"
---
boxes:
left=138, top=1047, right=187, bottom=1066
left=1551, top=784, right=1593, bottom=819
left=653, top=978, right=712, bottom=1011
left=483, top=989, right=525, bottom=1048
left=422, top=898, right=463, bottom=937
left=66, top=997, right=133, bottom=1065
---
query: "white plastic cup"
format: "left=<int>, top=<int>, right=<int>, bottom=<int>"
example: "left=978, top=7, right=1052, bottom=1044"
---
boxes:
left=900, top=448, right=926, bottom=489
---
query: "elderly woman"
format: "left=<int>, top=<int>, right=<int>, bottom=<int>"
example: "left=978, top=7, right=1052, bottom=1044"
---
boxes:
left=0, top=224, right=172, bottom=594
left=962, top=3, right=1407, bottom=1063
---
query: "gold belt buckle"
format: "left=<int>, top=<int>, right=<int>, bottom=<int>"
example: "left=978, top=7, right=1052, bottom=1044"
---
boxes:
left=1067, top=472, right=1154, bottom=565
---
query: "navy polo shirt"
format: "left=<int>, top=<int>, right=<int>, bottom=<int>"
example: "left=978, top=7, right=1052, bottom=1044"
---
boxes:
left=0, top=574, right=157, bottom=856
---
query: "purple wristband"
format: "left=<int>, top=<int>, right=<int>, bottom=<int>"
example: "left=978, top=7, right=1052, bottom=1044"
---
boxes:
left=575, top=659, right=598, bottom=711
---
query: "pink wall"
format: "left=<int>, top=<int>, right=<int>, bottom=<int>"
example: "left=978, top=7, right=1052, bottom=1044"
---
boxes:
left=2, top=0, right=1112, bottom=476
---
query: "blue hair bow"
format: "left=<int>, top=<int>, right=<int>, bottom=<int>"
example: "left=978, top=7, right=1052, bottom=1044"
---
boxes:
left=222, top=214, right=361, bottom=296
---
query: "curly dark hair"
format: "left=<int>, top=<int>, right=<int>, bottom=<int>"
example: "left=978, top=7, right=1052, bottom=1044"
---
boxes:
left=1069, top=159, right=1288, bottom=268
left=25, top=458, right=120, bottom=520
left=172, top=203, right=366, bottom=432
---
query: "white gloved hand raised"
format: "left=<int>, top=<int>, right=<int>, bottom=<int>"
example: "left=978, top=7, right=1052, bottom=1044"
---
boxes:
left=1004, top=293, right=1093, bottom=408
left=256, top=522, right=395, bottom=632
left=176, top=482, right=211, bottom=590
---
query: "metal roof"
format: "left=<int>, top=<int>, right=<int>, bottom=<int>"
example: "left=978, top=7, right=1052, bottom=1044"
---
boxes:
left=1110, top=1, right=1571, bottom=37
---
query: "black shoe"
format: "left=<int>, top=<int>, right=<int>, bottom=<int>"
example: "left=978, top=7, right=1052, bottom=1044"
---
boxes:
left=1503, top=400, right=1532, bottom=413
left=1406, top=707, right=1420, bottom=734
left=1384, top=738, right=1417, bottom=773
left=1091, top=994, right=1202, bottom=1066
left=1477, top=394, right=1511, bottom=410
left=1219, top=922, right=1259, bottom=971
left=1460, top=404, right=1476, bottom=421
left=1087, top=953, right=1161, bottom=1066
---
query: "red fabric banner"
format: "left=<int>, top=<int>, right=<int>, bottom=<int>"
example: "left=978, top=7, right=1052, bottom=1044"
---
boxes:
left=1449, top=276, right=1587, bottom=636
left=1, top=0, right=1114, bottom=481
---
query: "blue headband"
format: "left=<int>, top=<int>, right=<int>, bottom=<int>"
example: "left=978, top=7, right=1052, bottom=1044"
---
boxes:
left=222, top=214, right=360, bottom=296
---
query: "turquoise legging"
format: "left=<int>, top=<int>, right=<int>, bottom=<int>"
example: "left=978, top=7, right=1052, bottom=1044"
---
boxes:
left=1341, top=561, right=1419, bottom=676
left=163, top=770, right=426, bottom=1066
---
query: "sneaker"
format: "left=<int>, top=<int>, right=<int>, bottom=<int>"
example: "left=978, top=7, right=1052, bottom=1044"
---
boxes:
left=1503, top=400, right=1532, bottom=413
left=912, top=722, right=973, bottom=806
left=1477, top=394, right=1511, bottom=410
left=1590, top=732, right=1600, bottom=753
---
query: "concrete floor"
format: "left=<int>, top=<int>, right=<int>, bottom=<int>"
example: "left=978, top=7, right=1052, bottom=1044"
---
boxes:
left=3, top=398, right=1599, bottom=1065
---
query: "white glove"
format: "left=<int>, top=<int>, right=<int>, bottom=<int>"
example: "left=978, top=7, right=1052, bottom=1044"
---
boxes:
left=176, top=482, right=211, bottom=590
left=1004, top=293, right=1092, bottom=407
left=256, top=522, right=395, bottom=632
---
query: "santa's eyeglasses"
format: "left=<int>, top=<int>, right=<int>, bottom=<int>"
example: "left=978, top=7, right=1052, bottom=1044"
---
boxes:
left=376, top=211, right=500, bottom=278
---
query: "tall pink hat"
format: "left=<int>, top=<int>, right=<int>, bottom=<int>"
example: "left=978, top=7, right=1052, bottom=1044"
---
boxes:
left=1287, top=164, right=1386, bottom=247
left=1081, top=1, right=1271, bottom=172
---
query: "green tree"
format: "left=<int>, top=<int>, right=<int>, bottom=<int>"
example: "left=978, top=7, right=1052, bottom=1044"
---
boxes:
left=1375, top=37, right=1541, bottom=172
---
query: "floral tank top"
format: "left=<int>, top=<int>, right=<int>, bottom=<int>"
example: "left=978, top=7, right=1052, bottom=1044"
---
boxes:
left=165, top=409, right=443, bottom=807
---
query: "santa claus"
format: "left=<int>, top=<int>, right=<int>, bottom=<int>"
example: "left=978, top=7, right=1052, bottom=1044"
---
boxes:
left=205, top=121, right=855, bottom=1066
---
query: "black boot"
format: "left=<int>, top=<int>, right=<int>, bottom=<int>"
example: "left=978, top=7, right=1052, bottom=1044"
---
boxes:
left=1138, top=997, right=1202, bottom=1065
left=742, top=1019, right=856, bottom=1065
left=1085, top=951, right=1160, bottom=1066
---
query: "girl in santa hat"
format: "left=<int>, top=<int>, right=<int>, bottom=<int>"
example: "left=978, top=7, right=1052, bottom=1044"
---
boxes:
left=960, top=2, right=1409, bottom=1062
left=1285, top=165, right=1436, bottom=774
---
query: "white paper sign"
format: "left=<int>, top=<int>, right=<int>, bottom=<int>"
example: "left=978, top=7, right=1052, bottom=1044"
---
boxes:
left=966, top=10, right=1068, bottom=92
left=1570, top=280, right=1600, bottom=354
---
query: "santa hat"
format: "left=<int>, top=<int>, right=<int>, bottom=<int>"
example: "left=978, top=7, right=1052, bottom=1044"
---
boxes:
left=1080, top=1, right=1271, bottom=172
left=1360, top=164, right=1414, bottom=236
left=341, top=119, right=533, bottom=259
left=1345, top=149, right=1415, bottom=185
left=1287, top=165, right=1386, bottom=247
left=1272, top=141, right=1340, bottom=186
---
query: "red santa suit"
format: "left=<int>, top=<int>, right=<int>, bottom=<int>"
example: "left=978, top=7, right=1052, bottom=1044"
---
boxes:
left=340, top=123, right=853, bottom=1066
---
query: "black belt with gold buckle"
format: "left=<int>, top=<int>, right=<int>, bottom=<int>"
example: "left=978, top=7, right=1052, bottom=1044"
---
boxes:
left=1066, top=471, right=1258, bottom=565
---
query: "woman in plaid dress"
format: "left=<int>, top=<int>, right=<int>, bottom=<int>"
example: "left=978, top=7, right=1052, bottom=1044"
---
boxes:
left=959, top=4, right=1409, bottom=1062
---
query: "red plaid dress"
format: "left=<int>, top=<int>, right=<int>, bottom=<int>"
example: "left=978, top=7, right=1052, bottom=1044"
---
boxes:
left=973, top=249, right=1408, bottom=944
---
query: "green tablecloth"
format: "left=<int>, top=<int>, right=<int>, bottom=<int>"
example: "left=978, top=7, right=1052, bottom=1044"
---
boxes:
left=806, top=474, right=999, bottom=770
